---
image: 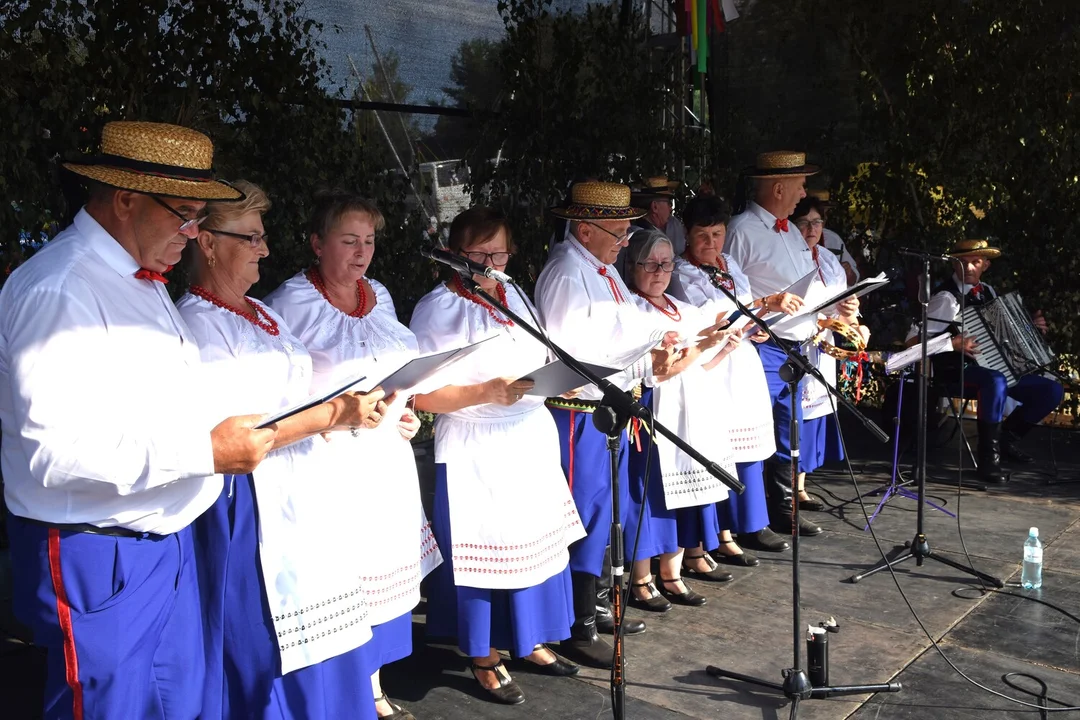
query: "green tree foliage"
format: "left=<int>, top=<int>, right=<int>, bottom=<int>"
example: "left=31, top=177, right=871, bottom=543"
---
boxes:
left=467, top=0, right=703, bottom=286
left=0, top=0, right=432, bottom=317
left=429, top=38, right=504, bottom=160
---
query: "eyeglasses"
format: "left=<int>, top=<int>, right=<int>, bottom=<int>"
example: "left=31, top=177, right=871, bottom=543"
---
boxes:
left=462, top=251, right=512, bottom=265
left=204, top=228, right=269, bottom=248
left=636, top=260, right=675, bottom=274
left=149, top=195, right=208, bottom=233
left=795, top=218, right=825, bottom=230
left=585, top=221, right=632, bottom=245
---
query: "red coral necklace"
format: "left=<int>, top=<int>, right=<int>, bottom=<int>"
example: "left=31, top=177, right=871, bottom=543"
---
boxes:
left=306, top=266, right=372, bottom=318
left=450, top=275, right=514, bottom=326
left=189, top=286, right=280, bottom=336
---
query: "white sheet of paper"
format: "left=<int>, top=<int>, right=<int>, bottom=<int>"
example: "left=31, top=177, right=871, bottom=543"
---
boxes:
left=885, top=333, right=954, bottom=374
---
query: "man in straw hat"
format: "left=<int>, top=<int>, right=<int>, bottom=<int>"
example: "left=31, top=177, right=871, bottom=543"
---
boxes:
left=906, top=239, right=1063, bottom=483
left=631, top=175, right=687, bottom=256
left=0, top=121, right=278, bottom=718
left=807, top=189, right=860, bottom=285
left=534, top=181, right=721, bottom=668
left=725, top=151, right=843, bottom=539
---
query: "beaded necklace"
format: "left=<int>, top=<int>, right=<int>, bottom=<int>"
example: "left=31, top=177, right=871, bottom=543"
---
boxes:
left=189, top=286, right=280, bottom=336
left=633, top=289, right=682, bottom=321
left=450, top=275, right=514, bottom=326
left=305, top=266, right=373, bottom=318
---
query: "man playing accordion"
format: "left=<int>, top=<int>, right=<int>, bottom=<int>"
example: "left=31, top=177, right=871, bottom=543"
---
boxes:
left=907, top=239, right=1063, bottom=483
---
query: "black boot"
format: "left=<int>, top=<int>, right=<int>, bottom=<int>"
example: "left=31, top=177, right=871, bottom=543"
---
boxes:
left=764, top=461, right=822, bottom=537
left=594, top=547, right=646, bottom=635
left=558, top=572, right=614, bottom=669
left=1001, top=415, right=1036, bottom=464
left=976, top=421, right=1010, bottom=483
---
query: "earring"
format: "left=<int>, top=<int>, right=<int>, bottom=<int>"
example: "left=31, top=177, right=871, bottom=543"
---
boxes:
left=209, top=255, right=217, bottom=268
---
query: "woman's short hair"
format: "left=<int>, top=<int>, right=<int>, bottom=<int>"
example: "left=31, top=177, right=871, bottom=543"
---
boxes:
left=624, top=227, right=673, bottom=289
left=447, top=206, right=516, bottom=254
left=790, top=197, right=825, bottom=221
left=308, top=190, right=385, bottom=240
left=681, top=195, right=731, bottom=233
left=205, top=180, right=271, bottom=226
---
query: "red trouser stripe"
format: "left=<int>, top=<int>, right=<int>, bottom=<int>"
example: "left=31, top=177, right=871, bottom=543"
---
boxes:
left=568, top=409, right=577, bottom=493
left=47, top=528, right=84, bottom=720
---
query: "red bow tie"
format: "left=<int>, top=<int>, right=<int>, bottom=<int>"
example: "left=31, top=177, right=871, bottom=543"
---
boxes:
left=135, top=267, right=170, bottom=284
left=775, top=218, right=789, bottom=232
left=971, top=283, right=984, bottom=297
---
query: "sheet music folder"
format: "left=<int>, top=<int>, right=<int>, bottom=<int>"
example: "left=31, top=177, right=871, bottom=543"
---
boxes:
left=256, top=337, right=492, bottom=428
left=518, top=359, right=621, bottom=397
left=767, top=272, right=889, bottom=335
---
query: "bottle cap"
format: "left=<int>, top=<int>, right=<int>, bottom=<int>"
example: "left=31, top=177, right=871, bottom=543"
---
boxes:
left=1029, top=527, right=1039, bottom=538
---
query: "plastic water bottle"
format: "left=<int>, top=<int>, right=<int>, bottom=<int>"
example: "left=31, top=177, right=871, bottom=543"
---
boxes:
left=1021, top=527, right=1043, bottom=590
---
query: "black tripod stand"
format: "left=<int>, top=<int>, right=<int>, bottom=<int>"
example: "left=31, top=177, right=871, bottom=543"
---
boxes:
left=847, top=251, right=1003, bottom=587
left=702, top=276, right=900, bottom=717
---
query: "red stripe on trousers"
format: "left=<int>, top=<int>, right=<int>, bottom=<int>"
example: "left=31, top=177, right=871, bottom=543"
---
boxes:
left=47, top=528, right=84, bottom=720
left=568, top=409, right=577, bottom=493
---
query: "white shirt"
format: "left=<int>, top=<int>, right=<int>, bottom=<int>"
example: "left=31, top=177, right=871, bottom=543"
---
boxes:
left=821, top=228, right=860, bottom=283
left=0, top=209, right=218, bottom=534
left=906, top=274, right=996, bottom=340
left=535, top=235, right=665, bottom=401
left=726, top=202, right=819, bottom=341
left=664, top=216, right=688, bottom=256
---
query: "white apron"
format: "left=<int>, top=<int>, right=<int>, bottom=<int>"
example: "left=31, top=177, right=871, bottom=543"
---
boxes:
left=265, top=273, right=443, bottom=625
left=176, top=295, right=372, bottom=674
left=638, top=294, right=736, bottom=509
left=801, top=247, right=848, bottom=420
left=411, top=282, right=585, bottom=590
left=669, top=256, right=776, bottom=462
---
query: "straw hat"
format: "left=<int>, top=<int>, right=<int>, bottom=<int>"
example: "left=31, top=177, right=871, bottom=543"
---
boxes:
left=63, top=121, right=244, bottom=201
left=744, top=151, right=820, bottom=178
left=947, top=239, right=1001, bottom=259
left=807, top=189, right=835, bottom=207
left=633, top=175, right=679, bottom=199
left=550, top=181, right=646, bottom=220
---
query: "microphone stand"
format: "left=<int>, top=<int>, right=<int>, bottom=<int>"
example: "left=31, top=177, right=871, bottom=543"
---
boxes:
left=700, top=276, right=899, bottom=717
left=847, top=250, right=1003, bottom=587
left=454, top=273, right=744, bottom=720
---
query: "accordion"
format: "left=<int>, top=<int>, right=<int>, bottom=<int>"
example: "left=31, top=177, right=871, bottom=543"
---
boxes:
left=959, top=291, right=1054, bottom=387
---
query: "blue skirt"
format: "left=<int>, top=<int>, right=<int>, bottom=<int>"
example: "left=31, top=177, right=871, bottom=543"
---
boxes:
left=548, top=407, right=632, bottom=577
left=717, top=461, right=770, bottom=535
left=800, top=415, right=846, bottom=474
left=676, top=503, right=722, bottom=551
left=369, top=612, right=413, bottom=668
left=756, top=340, right=805, bottom=465
left=194, top=474, right=377, bottom=720
left=624, top=388, right=681, bottom=559
left=426, top=464, right=574, bottom=658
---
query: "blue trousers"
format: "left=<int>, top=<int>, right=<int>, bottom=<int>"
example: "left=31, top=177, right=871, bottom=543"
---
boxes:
left=756, top=340, right=805, bottom=464
left=716, top=461, right=770, bottom=535
left=548, top=407, right=631, bottom=578
left=942, top=368, right=1063, bottom=423
left=7, top=514, right=204, bottom=720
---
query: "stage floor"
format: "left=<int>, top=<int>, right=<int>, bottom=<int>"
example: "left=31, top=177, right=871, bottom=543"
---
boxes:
left=3, top=413, right=1079, bottom=719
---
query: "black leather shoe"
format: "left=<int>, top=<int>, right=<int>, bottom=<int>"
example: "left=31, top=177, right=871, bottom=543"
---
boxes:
left=977, top=421, right=1010, bottom=483
left=1001, top=431, right=1035, bottom=464
left=657, top=577, right=708, bottom=606
left=471, top=659, right=525, bottom=705
left=772, top=514, right=823, bottom=536
left=522, top=645, right=579, bottom=676
left=738, top=527, right=790, bottom=552
left=709, top=545, right=760, bottom=567
left=681, top=553, right=733, bottom=582
left=558, top=626, right=614, bottom=669
left=629, top=580, right=672, bottom=612
left=798, top=494, right=826, bottom=511
left=595, top=606, right=647, bottom=635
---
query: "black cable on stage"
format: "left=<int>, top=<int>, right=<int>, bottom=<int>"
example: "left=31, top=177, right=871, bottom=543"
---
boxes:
left=824, top=382, right=1080, bottom=712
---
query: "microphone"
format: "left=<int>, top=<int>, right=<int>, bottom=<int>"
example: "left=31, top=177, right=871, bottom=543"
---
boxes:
left=699, top=264, right=734, bottom=279
left=421, top=246, right=513, bottom=284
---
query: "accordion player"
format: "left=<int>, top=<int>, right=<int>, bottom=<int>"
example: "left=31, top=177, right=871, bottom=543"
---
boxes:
left=905, top=239, right=1064, bottom=483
